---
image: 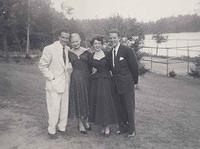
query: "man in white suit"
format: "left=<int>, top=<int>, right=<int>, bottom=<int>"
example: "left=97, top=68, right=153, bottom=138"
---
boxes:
left=38, top=30, right=71, bottom=139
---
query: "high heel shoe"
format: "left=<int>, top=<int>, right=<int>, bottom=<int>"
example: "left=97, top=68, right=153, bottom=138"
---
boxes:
left=99, top=128, right=105, bottom=136
left=80, top=130, right=87, bottom=134
left=83, top=121, right=91, bottom=131
left=77, top=126, right=87, bottom=134
left=78, top=120, right=87, bottom=134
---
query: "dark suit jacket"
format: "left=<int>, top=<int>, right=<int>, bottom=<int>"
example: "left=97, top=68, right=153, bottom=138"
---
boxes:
left=108, top=44, right=138, bottom=94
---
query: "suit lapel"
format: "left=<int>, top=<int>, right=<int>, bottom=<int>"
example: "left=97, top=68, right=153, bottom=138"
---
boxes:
left=64, top=48, right=69, bottom=69
left=54, top=42, right=65, bottom=69
left=59, top=50, right=65, bottom=68
left=115, top=45, right=122, bottom=67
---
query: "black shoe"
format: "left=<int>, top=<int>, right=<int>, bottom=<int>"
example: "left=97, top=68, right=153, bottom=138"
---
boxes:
left=80, top=130, right=87, bottom=134
left=48, top=133, right=58, bottom=139
left=127, top=131, right=136, bottom=138
left=116, top=127, right=128, bottom=135
left=58, top=130, right=67, bottom=136
left=99, top=128, right=105, bottom=136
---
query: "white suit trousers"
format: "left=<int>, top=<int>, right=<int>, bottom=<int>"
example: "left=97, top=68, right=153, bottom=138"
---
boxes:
left=46, top=84, right=69, bottom=134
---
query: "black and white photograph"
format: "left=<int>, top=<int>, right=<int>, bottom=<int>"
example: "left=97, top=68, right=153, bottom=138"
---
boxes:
left=0, top=0, right=200, bottom=149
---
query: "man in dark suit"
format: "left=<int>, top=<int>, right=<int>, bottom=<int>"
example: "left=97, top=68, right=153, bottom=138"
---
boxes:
left=108, top=29, right=138, bottom=138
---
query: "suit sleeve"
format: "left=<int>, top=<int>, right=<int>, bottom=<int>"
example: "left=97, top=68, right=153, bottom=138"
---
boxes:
left=87, top=51, right=93, bottom=74
left=68, top=51, right=72, bottom=63
left=105, top=51, right=112, bottom=71
left=38, top=47, right=54, bottom=81
left=126, top=47, right=139, bottom=84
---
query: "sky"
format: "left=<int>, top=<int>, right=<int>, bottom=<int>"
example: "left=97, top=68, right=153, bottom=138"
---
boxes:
left=51, top=0, right=199, bottom=22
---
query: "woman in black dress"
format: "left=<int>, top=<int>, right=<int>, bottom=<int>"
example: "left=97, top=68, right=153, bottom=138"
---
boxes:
left=89, top=36, right=117, bottom=136
left=68, top=33, right=91, bottom=134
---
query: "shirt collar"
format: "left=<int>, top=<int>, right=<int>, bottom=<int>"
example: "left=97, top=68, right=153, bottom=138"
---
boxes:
left=54, top=41, right=69, bottom=50
left=113, top=43, right=120, bottom=55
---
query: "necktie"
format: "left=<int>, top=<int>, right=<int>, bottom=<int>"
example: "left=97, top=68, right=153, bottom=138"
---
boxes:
left=63, top=46, right=66, bottom=65
left=113, top=49, right=117, bottom=67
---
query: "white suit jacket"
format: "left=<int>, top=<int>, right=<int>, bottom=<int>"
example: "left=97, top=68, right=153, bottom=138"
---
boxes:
left=38, top=41, right=71, bottom=93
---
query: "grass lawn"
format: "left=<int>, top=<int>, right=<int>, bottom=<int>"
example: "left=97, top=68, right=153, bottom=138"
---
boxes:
left=0, top=62, right=200, bottom=149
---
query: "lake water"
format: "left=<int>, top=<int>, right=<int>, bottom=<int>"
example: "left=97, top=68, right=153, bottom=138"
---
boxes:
left=143, top=32, right=200, bottom=57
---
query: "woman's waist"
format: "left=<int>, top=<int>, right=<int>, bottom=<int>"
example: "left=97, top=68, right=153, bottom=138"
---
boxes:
left=72, top=68, right=90, bottom=73
left=71, top=70, right=90, bottom=77
left=90, top=71, right=111, bottom=78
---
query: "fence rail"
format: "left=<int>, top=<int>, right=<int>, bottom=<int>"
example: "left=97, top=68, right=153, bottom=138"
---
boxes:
left=141, top=44, right=200, bottom=76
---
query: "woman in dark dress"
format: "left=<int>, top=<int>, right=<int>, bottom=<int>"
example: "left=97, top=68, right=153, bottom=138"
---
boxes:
left=89, top=36, right=117, bottom=136
left=68, top=33, right=91, bottom=134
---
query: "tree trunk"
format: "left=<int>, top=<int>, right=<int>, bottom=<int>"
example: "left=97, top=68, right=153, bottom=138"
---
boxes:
left=25, top=23, right=30, bottom=58
left=156, top=44, right=158, bottom=56
left=3, top=32, right=9, bottom=60
left=25, top=0, right=31, bottom=59
left=13, top=30, right=23, bottom=55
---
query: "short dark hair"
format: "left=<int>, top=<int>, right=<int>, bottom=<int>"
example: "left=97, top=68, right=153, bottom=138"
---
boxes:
left=56, top=29, right=69, bottom=37
left=108, top=29, right=120, bottom=37
left=90, top=36, right=104, bottom=46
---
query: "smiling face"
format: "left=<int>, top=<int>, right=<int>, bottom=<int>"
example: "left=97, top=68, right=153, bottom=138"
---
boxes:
left=93, top=40, right=103, bottom=52
left=109, top=32, right=120, bottom=48
left=70, top=33, right=81, bottom=49
left=58, top=32, right=70, bottom=47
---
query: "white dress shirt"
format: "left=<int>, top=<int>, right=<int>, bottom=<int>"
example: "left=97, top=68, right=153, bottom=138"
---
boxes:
left=112, top=43, right=120, bottom=67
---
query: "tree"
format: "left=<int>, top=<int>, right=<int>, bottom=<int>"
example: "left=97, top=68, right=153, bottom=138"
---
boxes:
left=189, top=56, right=200, bottom=78
left=61, top=2, right=74, bottom=17
left=128, top=34, right=148, bottom=76
left=0, top=0, right=18, bottom=59
left=0, top=3, right=146, bottom=61
left=141, top=15, right=200, bottom=34
left=152, top=32, right=168, bottom=55
left=0, top=0, right=55, bottom=57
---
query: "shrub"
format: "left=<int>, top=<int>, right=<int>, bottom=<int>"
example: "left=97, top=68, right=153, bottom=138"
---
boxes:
left=189, top=67, right=200, bottom=78
left=189, top=56, right=200, bottom=78
left=169, top=70, right=176, bottom=78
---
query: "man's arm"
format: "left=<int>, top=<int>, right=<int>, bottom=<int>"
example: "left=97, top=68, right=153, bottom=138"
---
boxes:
left=126, top=47, right=139, bottom=84
left=38, top=47, right=55, bottom=81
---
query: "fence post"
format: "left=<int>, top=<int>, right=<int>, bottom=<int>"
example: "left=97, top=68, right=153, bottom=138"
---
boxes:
left=187, top=45, right=190, bottom=74
left=166, top=48, right=169, bottom=76
left=176, top=39, right=178, bottom=56
left=150, top=48, right=153, bottom=71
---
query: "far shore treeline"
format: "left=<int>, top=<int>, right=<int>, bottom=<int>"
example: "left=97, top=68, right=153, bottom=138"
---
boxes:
left=1, top=0, right=200, bottom=52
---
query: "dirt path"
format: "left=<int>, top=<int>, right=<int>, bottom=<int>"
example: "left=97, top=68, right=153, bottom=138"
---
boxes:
left=0, top=62, right=200, bottom=149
